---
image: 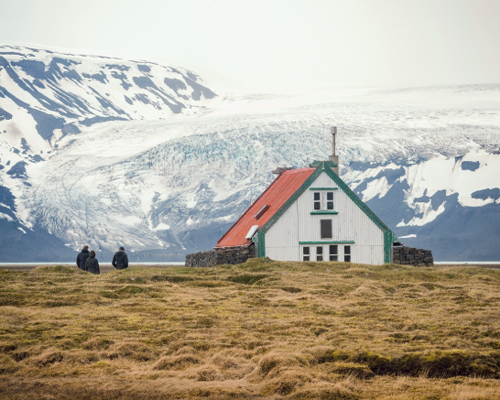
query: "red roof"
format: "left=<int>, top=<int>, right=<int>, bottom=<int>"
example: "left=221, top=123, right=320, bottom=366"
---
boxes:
left=216, top=167, right=316, bottom=248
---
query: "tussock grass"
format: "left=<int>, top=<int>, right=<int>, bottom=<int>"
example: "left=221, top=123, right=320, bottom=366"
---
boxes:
left=1, top=259, right=500, bottom=398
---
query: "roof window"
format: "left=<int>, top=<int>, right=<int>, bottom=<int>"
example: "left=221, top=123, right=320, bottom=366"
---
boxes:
left=254, top=205, right=270, bottom=220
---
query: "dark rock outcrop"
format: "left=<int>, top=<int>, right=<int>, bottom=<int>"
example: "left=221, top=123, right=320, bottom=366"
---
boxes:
left=393, top=246, right=434, bottom=266
left=186, top=245, right=255, bottom=267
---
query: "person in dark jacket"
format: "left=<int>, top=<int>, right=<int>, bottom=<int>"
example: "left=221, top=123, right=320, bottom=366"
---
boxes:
left=85, top=250, right=100, bottom=274
left=112, top=247, right=128, bottom=270
left=76, top=246, right=90, bottom=270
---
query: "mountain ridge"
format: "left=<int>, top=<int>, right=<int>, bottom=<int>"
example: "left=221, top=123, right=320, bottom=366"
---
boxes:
left=1, top=45, right=499, bottom=261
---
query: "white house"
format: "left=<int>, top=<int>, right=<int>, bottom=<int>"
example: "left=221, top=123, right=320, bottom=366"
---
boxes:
left=215, top=130, right=397, bottom=265
left=216, top=160, right=397, bottom=265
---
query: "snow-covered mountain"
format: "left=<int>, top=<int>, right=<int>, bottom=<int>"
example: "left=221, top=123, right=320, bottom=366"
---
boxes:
left=0, top=44, right=215, bottom=261
left=1, top=45, right=499, bottom=261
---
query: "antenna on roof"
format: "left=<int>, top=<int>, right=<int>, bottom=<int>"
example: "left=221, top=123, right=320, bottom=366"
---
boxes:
left=329, top=126, right=339, bottom=175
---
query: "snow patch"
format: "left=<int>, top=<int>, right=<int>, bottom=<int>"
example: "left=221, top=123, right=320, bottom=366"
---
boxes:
left=398, top=202, right=447, bottom=227
left=403, top=152, right=500, bottom=208
left=0, top=213, right=13, bottom=222
left=111, top=215, right=142, bottom=226
left=153, top=223, right=170, bottom=231
left=361, top=177, right=390, bottom=202
left=186, top=197, right=197, bottom=209
left=215, top=214, right=235, bottom=222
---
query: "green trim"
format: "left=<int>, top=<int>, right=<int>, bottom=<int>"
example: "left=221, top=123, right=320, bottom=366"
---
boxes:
left=256, top=231, right=266, bottom=257
left=384, top=231, right=398, bottom=263
left=299, top=241, right=355, bottom=245
left=309, top=187, right=338, bottom=191
left=310, top=211, right=338, bottom=215
left=259, top=160, right=397, bottom=263
left=321, top=165, right=390, bottom=232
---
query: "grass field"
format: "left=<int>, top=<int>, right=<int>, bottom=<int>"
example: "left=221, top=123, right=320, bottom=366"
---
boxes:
left=1, top=258, right=500, bottom=399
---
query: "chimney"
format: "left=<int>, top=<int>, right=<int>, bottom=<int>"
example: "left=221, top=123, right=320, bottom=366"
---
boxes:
left=328, top=126, right=339, bottom=175
left=272, top=167, right=293, bottom=175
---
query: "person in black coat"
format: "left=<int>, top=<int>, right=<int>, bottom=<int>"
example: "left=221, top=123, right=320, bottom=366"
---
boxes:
left=85, top=250, right=100, bottom=274
left=112, top=247, right=129, bottom=270
left=76, top=246, right=90, bottom=271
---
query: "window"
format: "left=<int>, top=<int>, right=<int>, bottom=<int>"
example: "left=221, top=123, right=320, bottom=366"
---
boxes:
left=313, top=192, right=335, bottom=210
left=344, top=245, right=351, bottom=262
left=303, top=246, right=310, bottom=261
left=329, top=245, right=338, bottom=261
left=327, top=192, right=334, bottom=210
left=254, top=205, right=269, bottom=220
left=320, top=220, right=332, bottom=239
left=316, top=246, right=323, bottom=261
left=313, top=192, right=321, bottom=210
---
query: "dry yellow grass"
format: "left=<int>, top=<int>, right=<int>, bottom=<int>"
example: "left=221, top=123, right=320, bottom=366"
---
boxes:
left=1, top=259, right=500, bottom=399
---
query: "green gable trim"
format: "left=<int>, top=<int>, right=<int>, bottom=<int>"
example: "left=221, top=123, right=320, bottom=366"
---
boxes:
left=258, top=161, right=397, bottom=263
left=256, top=231, right=266, bottom=257
left=384, top=230, right=397, bottom=264
left=320, top=162, right=397, bottom=237
left=310, top=211, right=338, bottom=215
left=299, top=241, right=355, bottom=245
left=309, top=187, right=338, bottom=191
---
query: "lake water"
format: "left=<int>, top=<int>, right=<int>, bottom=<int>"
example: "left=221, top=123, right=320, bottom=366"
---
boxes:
left=434, top=261, right=500, bottom=265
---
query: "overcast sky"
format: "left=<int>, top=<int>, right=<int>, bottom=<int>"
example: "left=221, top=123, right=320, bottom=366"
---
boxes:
left=1, top=0, right=499, bottom=90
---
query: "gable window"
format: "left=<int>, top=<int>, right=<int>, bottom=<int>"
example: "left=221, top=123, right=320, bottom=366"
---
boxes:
left=344, top=246, right=351, bottom=262
left=302, top=247, right=310, bottom=261
left=312, top=191, right=335, bottom=211
left=316, top=246, right=323, bottom=261
left=327, top=192, right=334, bottom=210
left=320, top=220, right=332, bottom=239
left=313, top=193, right=321, bottom=210
left=329, top=245, right=338, bottom=261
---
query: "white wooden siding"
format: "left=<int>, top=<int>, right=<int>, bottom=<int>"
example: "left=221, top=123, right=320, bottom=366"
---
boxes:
left=265, top=171, right=385, bottom=265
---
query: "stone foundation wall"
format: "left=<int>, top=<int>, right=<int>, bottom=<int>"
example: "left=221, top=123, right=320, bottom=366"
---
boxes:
left=393, top=246, right=434, bottom=266
left=186, top=245, right=256, bottom=268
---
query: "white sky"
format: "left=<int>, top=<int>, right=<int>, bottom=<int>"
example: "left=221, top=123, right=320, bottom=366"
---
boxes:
left=0, top=0, right=499, bottom=91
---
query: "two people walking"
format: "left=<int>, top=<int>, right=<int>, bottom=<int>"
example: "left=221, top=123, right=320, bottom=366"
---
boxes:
left=76, top=246, right=128, bottom=275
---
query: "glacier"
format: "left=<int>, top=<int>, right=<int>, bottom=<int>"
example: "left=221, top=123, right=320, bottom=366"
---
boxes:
left=1, top=44, right=499, bottom=261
